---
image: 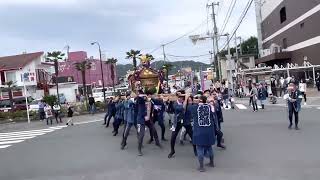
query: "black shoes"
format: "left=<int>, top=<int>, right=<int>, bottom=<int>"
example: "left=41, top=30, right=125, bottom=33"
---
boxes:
left=113, top=131, right=118, bottom=136
left=121, top=142, right=126, bottom=150
left=217, top=144, right=226, bottom=149
left=179, top=140, right=184, bottom=145
left=161, top=138, right=168, bottom=141
left=156, top=143, right=162, bottom=149
left=168, top=151, right=175, bottom=158
left=198, top=161, right=205, bottom=172
left=206, top=156, right=215, bottom=167
left=288, top=124, right=300, bottom=130
left=147, top=139, right=154, bottom=144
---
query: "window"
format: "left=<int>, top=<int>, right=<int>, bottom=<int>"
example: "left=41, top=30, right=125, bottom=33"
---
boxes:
left=5, top=71, right=16, bottom=82
left=280, top=7, right=287, bottom=23
left=282, top=38, right=288, bottom=49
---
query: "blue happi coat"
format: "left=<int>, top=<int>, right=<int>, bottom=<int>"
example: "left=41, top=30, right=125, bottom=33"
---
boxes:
left=115, top=101, right=124, bottom=120
left=152, top=98, right=165, bottom=122
left=123, top=99, right=135, bottom=123
left=184, top=104, right=193, bottom=125
left=189, top=104, right=216, bottom=146
left=287, top=90, right=302, bottom=112
left=214, top=101, right=223, bottom=123
left=258, top=87, right=267, bottom=100
left=136, top=96, right=146, bottom=125
left=173, top=101, right=184, bottom=124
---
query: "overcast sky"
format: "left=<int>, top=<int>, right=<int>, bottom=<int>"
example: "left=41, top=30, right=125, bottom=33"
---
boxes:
left=0, top=0, right=257, bottom=64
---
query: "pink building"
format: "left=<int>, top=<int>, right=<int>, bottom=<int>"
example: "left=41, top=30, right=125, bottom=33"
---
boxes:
left=58, top=51, right=117, bottom=88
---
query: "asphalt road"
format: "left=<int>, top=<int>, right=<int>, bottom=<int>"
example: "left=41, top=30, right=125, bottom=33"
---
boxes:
left=1, top=106, right=320, bottom=180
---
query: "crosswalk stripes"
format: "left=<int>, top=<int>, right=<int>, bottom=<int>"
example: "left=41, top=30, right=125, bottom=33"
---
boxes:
left=0, top=126, right=66, bottom=150
left=235, top=104, right=247, bottom=110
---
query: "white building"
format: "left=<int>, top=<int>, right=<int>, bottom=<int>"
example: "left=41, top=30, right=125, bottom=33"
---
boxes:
left=0, top=52, right=53, bottom=100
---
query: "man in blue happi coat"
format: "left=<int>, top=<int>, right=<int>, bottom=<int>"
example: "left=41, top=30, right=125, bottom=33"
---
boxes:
left=189, top=95, right=218, bottom=172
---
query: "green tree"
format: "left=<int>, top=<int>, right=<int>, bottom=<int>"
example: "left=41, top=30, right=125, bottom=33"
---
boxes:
left=46, top=51, right=65, bottom=104
left=241, top=36, right=258, bottom=56
left=162, top=63, right=173, bottom=87
left=43, top=95, right=57, bottom=108
left=105, top=58, right=118, bottom=92
left=74, top=60, right=91, bottom=107
left=218, top=36, right=258, bottom=58
left=126, top=49, right=141, bottom=70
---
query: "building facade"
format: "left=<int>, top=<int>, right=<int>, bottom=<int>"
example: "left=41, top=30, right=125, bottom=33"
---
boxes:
left=58, top=51, right=117, bottom=89
left=0, top=52, right=53, bottom=100
left=256, top=0, right=320, bottom=66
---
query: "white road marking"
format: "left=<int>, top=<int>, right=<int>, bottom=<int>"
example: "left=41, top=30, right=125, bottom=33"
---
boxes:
left=0, top=132, right=46, bottom=138
left=49, top=125, right=67, bottom=129
left=235, top=104, right=247, bottom=110
left=0, top=126, right=67, bottom=150
left=75, top=119, right=103, bottom=125
left=0, top=140, right=24, bottom=145
left=0, top=145, right=11, bottom=149
left=0, top=136, right=36, bottom=142
left=0, top=129, right=54, bottom=136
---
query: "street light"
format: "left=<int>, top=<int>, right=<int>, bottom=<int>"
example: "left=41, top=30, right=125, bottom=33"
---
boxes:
left=189, top=33, right=230, bottom=81
left=91, top=42, right=106, bottom=104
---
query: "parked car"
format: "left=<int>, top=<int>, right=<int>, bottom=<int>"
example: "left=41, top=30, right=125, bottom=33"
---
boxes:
left=0, top=97, right=33, bottom=112
left=29, top=99, right=41, bottom=112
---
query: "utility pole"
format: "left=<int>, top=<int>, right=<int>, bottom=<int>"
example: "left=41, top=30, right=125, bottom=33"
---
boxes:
left=254, top=0, right=264, bottom=57
left=235, top=32, right=239, bottom=60
left=162, top=45, right=169, bottom=87
left=162, top=45, right=166, bottom=62
left=207, top=2, right=221, bottom=81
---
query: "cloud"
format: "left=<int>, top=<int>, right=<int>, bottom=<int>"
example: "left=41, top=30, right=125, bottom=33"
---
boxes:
left=0, top=0, right=257, bottom=64
left=0, top=0, right=78, bottom=6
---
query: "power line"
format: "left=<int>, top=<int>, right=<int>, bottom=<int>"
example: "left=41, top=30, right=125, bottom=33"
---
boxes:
left=219, top=0, right=234, bottom=30
left=163, top=20, right=207, bottom=46
left=147, top=19, right=208, bottom=54
left=166, top=53, right=211, bottom=58
left=220, top=0, right=238, bottom=35
left=220, top=0, right=253, bottom=51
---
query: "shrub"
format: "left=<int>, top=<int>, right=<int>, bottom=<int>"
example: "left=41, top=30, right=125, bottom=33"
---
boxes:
left=43, top=95, right=57, bottom=107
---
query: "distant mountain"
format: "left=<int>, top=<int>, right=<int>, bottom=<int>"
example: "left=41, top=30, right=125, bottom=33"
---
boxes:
left=116, top=60, right=211, bottom=77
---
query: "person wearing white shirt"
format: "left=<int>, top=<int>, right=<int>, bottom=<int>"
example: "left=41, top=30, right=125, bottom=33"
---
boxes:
left=279, top=77, right=286, bottom=97
left=299, top=79, right=307, bottom=105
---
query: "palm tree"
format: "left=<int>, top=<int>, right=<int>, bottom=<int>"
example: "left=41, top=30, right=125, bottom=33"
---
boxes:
left=125, top=49, right=141, bottom=70
left=105, top=58, right=118, bottom=92
left=46, top=51, right=65, bottom=105
left=145, top=54, right=155, bottom=61
left=162, top=63, right=173, bottom=87
left=3, top=81, right=16, bottom=109
left=74, top=60, right=91, bottom=107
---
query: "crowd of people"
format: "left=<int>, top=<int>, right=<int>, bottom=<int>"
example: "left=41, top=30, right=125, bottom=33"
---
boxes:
left=103, top=86, right=229, bottom=172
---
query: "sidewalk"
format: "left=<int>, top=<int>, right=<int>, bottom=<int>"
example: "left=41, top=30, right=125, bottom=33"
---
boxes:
left=0, top=113, right=105, bottom=133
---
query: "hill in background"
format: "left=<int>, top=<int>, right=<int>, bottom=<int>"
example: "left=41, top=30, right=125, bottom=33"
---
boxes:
left=116, top=60, right=211, bottom=77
